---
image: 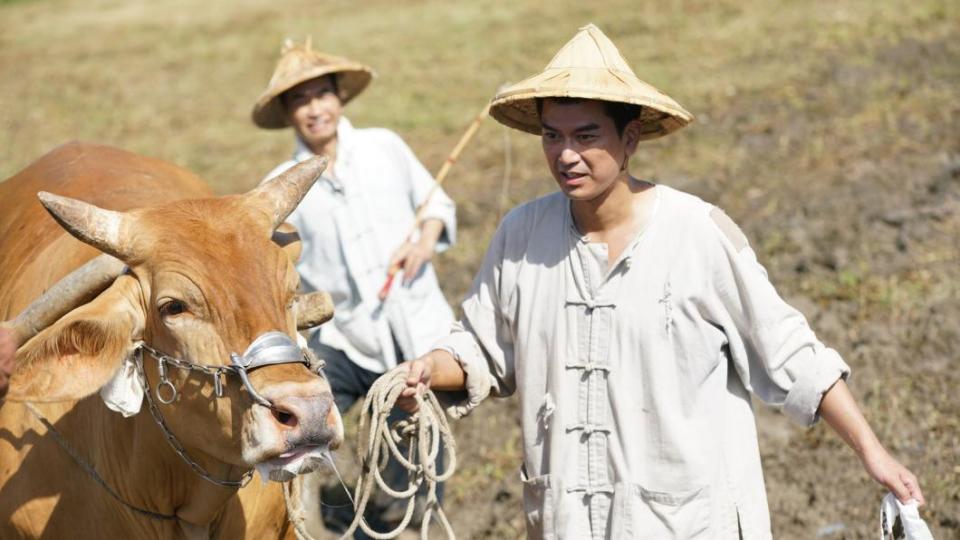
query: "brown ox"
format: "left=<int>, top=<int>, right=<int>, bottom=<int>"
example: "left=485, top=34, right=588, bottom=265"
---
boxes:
left=0, top=142, right=341, bottom=538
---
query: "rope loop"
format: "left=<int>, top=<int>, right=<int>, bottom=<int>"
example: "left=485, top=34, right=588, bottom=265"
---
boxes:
left=284, top=368, right=457, bottom=540
left=342, top=368, right=457, bottom=539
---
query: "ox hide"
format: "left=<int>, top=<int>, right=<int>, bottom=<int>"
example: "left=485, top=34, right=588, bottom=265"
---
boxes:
left=0, top=142, right=336, bottom=539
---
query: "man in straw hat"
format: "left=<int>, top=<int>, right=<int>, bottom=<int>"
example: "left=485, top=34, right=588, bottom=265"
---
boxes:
left=253, top=38, right=456, bottom=533
left=397, top=24, right=924, bottom=538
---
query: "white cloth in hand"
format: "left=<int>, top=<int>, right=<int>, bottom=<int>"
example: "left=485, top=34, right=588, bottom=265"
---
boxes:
left=880, top=492, right=934, bottom=540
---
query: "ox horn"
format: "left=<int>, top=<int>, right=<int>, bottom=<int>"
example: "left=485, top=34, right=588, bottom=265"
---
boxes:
left=247, top=155, right=328, bottom=231
left=38, top=192, right=136, bottom=261
left=1, top=254, right=126, bottom=348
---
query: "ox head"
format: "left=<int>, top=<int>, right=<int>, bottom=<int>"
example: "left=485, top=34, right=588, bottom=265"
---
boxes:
left=7, top=156, right=343, bottom=481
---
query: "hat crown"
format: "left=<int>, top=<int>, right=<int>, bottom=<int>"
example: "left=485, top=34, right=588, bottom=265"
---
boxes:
left=487, top=23, right=693, bottom=139
left=269, top=39, right=345, bottom=88
left=544, top=24, right=634, bottom=75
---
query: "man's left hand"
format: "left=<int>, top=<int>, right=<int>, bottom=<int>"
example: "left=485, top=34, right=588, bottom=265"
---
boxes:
left=861, top=444, right=925, bottom=506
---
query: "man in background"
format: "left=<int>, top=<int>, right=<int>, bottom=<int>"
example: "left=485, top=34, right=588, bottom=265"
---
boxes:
left=253, top=38, right=457, bottom=535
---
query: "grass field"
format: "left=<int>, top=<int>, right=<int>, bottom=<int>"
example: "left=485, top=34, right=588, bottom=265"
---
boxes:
left=2, top=0, right=958, bottom=537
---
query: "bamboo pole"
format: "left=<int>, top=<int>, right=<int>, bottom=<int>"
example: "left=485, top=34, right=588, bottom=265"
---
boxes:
left=378, top=103, right=490, bottom=300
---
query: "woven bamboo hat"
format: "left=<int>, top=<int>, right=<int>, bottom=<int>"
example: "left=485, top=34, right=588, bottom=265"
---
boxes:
left=490, top=24, right=693, bottom=140
left=252, top=37, right=375, bottom=129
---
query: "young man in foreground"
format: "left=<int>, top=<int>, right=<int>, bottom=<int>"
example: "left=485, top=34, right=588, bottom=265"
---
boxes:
left=398, top=24, right=923, bottom=539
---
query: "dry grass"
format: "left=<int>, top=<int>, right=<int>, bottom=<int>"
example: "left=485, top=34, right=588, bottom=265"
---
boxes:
left=2, top=0, right=958, bottom=537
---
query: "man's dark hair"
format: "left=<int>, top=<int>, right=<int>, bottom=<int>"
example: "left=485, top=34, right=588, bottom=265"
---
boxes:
left=325, top=73, right=340, bottom=98
left=536, top=97, right=642, bottom=137
left=280, top=74, right=340, bottom=108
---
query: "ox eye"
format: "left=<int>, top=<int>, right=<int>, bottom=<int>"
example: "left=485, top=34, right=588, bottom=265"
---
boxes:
left=159, top=300, right=188, bottom=318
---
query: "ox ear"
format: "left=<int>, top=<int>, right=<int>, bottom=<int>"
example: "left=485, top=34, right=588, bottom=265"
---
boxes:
left=247, top=156, right=328, bottom=232
left=6, top=275, right=145, bottom=403
left=295, top=291, right=334, bottom=331
left=272, top=222, right=302, bottom=263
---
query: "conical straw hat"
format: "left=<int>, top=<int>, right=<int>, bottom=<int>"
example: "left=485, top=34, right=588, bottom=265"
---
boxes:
left=252, top=37, right=375, bottom=129
left=490, top=24, right=693, bottom=140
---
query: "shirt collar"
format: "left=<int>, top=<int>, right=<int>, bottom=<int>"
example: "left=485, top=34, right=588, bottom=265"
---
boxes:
left=566, top=184, right=662, bottom=269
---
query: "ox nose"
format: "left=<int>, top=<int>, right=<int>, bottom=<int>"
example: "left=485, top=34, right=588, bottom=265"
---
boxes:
left=268, top=393, right=342, bottom=450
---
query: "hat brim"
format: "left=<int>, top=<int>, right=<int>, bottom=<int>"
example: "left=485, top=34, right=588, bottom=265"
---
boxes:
left=489, top=68, right=694, bottom=140
left=252, top=66, right=374, bottom=129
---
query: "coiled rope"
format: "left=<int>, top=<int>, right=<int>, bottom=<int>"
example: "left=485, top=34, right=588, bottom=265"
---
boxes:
left=285, top=368, right=457, bottom=540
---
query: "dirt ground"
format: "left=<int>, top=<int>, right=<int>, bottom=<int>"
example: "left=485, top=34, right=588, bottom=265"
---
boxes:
left=2, top=0, right=958, bottom=538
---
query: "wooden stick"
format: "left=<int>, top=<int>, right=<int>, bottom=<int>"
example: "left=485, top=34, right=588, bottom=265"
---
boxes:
left=378, top=103, right=490, bottom=300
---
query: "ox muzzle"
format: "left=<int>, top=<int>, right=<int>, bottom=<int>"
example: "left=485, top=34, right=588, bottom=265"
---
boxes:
left=136, top=331, right=333, bottom=487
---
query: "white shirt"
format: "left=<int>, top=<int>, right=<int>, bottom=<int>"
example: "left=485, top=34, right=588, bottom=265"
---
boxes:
left=437, top=185, right=850, bottom=539
left=265, top=117, right=457, bottom=373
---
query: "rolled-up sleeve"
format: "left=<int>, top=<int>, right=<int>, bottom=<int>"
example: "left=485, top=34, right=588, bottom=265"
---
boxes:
left=394, top=133, right=457, bottom=252
left=707, top=209, right=851, bottom=427
left=431, top=219, right=516, bottom=417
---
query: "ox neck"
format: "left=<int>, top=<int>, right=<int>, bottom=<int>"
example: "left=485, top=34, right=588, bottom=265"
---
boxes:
left=126, top=401, right=245, bottom=526
left=55, top=395, right=245, bottom=530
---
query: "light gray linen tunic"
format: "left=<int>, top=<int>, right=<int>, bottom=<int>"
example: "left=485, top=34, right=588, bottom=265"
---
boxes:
left=435, top=185, right=850, bottom=539
left=265, top=117, right=457, bottom=373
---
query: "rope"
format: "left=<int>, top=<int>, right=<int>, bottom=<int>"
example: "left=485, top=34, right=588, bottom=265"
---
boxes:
left=284, top=478, right=315, bottom=540
left=284, top=369, right=457, bottom=539
left=342, top=368, right=457, bottom=539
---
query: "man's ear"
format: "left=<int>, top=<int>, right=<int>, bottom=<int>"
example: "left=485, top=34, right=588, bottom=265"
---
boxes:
left=6, top=274, right=145, bottom=403
left=272, top=222, right=302, bottom=264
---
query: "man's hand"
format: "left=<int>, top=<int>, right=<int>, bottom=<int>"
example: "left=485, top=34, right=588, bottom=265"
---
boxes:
left=819, top=379, right=925, bottom=506
left=861, top=444, right=925, bottom=505
left=396, top=355, right=435, bottom=413
left=0, top=327, right=17, bottom=399
left=379, top=219, right=446, bottom=300
left=387, top=240, right=434, bottom=288
left=394, top=349, right=465, bottom=413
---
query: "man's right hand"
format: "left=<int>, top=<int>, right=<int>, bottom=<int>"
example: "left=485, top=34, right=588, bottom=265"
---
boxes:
left=397, top=355, right=435, bottom=412
left=396, top=349, right=465, bottom=413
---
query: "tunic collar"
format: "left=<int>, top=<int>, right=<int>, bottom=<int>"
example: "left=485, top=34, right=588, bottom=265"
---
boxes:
left=566, top=184, right=663, bottom=275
